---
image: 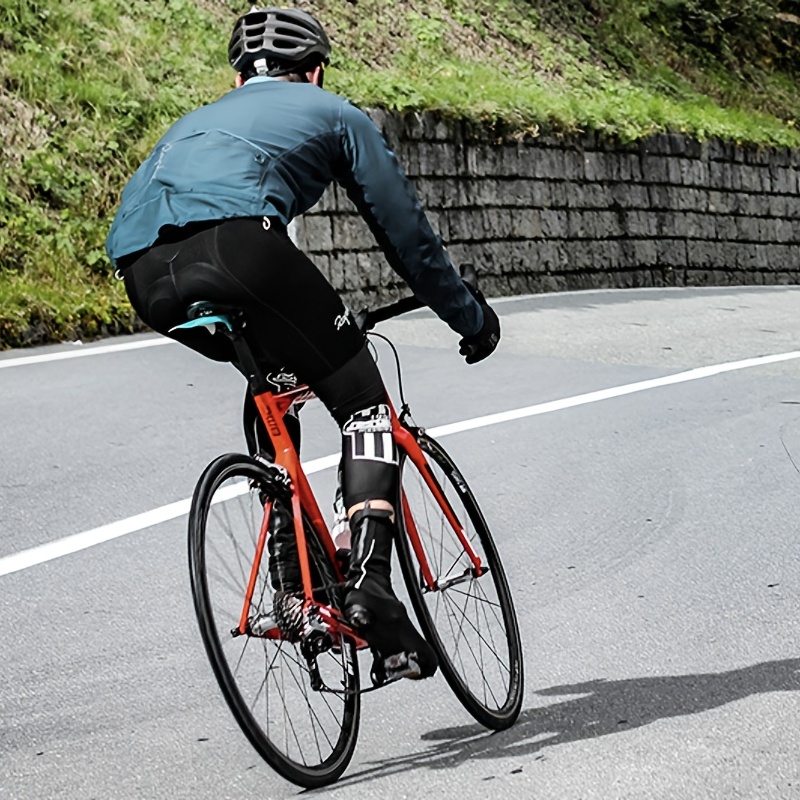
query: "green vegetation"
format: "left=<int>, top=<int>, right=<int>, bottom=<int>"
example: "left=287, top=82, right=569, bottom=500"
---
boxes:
left=1, top=0, right=799, bottom=348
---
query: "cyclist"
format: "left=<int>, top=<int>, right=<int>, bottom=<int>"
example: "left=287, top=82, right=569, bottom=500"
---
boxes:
left=106, top=6, right=500, bottom=681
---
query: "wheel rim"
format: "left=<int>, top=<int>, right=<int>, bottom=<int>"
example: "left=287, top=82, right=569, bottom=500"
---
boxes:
left=400, top=449, right=521, bottom=718
left=195, top=464, right=358, bottom=777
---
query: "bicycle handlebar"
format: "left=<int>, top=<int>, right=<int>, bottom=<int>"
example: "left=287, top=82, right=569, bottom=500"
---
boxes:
left=358, top=262, right=477, bottom=332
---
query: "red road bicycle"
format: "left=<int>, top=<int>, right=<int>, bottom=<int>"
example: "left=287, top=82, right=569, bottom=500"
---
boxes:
left=184, top=273, right=523, bottom=787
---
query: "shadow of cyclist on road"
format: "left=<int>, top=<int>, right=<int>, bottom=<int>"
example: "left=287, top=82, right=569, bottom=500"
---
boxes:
left=335, top=658, right=800, bottom=786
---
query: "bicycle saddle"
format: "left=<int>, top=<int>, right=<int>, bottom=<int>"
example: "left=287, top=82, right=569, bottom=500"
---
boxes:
left=169, top=301, right=244, bottom=334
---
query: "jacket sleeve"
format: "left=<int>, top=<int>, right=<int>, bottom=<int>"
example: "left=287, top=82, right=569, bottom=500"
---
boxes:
left=335, top=102, right=483, bottom=338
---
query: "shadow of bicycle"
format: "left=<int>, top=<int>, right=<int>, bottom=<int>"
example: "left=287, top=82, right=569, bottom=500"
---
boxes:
left=330, top=658, right=800, bottom=789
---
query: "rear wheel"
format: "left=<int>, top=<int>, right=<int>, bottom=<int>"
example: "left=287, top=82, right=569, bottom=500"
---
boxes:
left=188, top=453, right=360, bottom=788
left=396, top=434, right=523, bottom=730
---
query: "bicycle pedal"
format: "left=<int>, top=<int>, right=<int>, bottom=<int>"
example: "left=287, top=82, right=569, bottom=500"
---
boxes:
left=385, top=652, right=422, bottom=680
left=370, top=652, right=422, bottom=686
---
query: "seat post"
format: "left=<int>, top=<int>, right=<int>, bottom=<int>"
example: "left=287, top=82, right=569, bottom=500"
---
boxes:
left=229, top=330, right=269, bottom=396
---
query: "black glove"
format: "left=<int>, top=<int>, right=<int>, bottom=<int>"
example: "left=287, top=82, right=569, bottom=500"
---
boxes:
left=459, top=300, right=500, bottom=364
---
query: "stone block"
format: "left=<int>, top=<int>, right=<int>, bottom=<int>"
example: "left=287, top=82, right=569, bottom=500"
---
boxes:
left=547, top=181, right=569, bottom=208
left=333, top=183, right=356, bottom=212
left=680, top=159, right=709, bottom=186
left=773, top=217, right=794, bottom=243
left=680, top=188, right=707, bottom=212
left=715, top=215, right=738, bottom=242
left=589, top=210, right=624, bottom=239
left=658, top=238, right=689, bottom=267
left=640, top=155, right=670, bottom=184
left=618, top=155, right=644, bottom=182
left=631, top=239, right=659, bottom=267
left=785, top=195, right=800, bottom=218
left=417, top=142, right=458, bottom=177
left=507, top=274, right=535, bottom=294
left=508, top=208, right=544, bottom=239
left=295, top=214, right=333, bottom=252
left=610, top=183, right=649, bottom=209
left=499, top=146, right=526, bottom=178
left=537, top=240, right=570, bottom=271
left=328, top=252, right=357, bottom=290
left=706, top=138, right=729, bottom=161
left=707, top=190, right=735, bottom=215
left=648, top=184, right=672, bottom=209
left=742, top=194, right=770, bottom=217
left=771, top=166, right=795, bottom=194
left=738, top=165, right=761, bottom=192
left=756, top=217, right=777, bottom=242
left=683, top=211, right=710, bottom=239
left=465, top=144, right=501, bottom=177
left=395, top=143, right=420, bottom=177
left=416, top=178, right=462, bottom=209
left=709, top=161, right=728, bottom=190
left=530, top=148, right=564, bottom=180
left=621, top=210, right=656, bottom=238
left=426, top=210, right=449, bottom=240
left=402, top=112, right=426, bottom=141
left=356, top=252, right=382, bottom=289
left=566, top=183, right=609, bottom=209
left=447, top=208, right=484, bottom=241
left=666, top=158, right=684, bottom=185
left=745, top=146, right=774, bottom=166
left=563, top=240, right=596, bottom=271
left=567, top=210, right=591, bottom=238
left=540, top=209, right=568, bottom=238
left=561, top=150, right=585, bottom=181
left=583, top=151, right=608, bottom=182
left=462, top=178, right=503, bottom=207
left=640, top=133, right=673, bottom=156
left=332, top=215, right=373, bottom=251
left=483, top=208, right=514, bottom=239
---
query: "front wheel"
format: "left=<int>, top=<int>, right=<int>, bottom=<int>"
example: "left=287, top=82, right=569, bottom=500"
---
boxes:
left=396, top=434, right=524, bottom=730
left=188, top=453, right=360, bottom=788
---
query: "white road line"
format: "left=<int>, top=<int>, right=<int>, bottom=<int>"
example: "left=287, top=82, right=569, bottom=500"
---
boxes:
left=428, top=351, right=800, bottom=437
left=0, top=337, right=172, bottom=369
left=1, top=349, right=799, bottom=578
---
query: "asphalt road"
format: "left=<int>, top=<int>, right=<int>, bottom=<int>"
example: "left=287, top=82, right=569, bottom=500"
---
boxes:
left=2, top=286, right=800, bottom=800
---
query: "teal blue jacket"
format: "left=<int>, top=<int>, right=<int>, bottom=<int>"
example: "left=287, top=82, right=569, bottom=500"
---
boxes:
left=105, top=79, right=482, bottom=337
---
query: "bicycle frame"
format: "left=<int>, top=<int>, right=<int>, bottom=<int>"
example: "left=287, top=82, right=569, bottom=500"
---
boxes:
left=236, top=382, right=486, bottom=644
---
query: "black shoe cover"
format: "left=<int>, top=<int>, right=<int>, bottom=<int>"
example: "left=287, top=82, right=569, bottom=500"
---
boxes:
left=346, top=580, right=438, bottom=680
left=344, top=507, right=437, bottom=679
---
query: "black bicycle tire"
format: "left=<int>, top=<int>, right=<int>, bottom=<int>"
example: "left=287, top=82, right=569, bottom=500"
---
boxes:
left=188, top=453, right=360, bottom=788
left=395, top=434, right=524, bottom=730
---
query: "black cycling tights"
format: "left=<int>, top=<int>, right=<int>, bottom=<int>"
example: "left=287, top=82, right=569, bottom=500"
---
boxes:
left=122, top=217, right=397, bottom=509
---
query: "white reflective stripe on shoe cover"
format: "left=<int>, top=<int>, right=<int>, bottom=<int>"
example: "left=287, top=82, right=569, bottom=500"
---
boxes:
left=353, top=539, right=375, bottom=591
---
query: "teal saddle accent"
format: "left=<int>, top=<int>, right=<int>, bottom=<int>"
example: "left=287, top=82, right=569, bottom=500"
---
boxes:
left=169, top=314, right=233, bottom=334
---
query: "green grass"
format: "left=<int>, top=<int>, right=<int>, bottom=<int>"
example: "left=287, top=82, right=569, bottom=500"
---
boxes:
left=1, top=0, right=799, bottom=348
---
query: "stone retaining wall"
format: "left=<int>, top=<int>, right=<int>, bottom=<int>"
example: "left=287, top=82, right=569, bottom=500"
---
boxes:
left=291, top=111, right=800, bottom=305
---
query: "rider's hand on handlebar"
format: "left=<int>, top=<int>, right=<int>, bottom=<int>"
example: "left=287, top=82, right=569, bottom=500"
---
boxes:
left=458, top=286, right=500, bottom=364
